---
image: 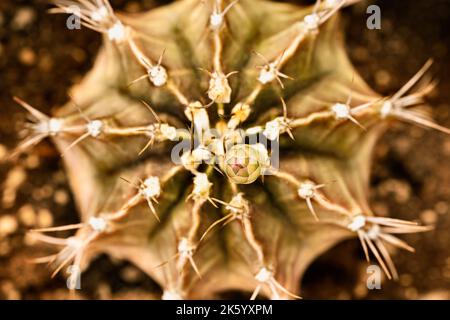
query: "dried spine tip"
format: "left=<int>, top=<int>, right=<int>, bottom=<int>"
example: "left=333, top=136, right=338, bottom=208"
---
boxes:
left=300, top=0, right=346, bottom=33
left=90, top=5, right=108, bottom=22
left=303, top=13, right=320, bottom=32
left=190, top=173, right=213, bottom=201
left=210, top=12, right=224, bottom=30
left=228, top=102, right=251, bottom=129
left=107, top=21, right=127, bottom=42
left=296, top=180, right=325, bottom=221
left=377, top=60, right=450, bottom=135
left=178, top=237, right=195, bottom=256
left=66, top=236, right=84, bottom=249
left=331, top=101, right=366, bottom=129
left=86, top=120, right=103, bottom=137
left=347, top=214, right=432, bottom=280
left=245, top=126, right=263, bottom=135
left=297, top=181, right=316, bottom=199
left=149, top=65, right=168, bottom=87
left=30, top=230, right=97, bottom=279
left=181, top=150, right=201, bottom=172
left=138, top=176, right=162, bottom=221
left=185, top=101, right=211, bottom=133
left=14, top=97, right=63, bottom=136
left=347, top=214, right=366, bottom=231
left=177, top=237, right=201, bottom=277
left=263, top=116, right=292, bottom=140
left=42, top=118, right=64, bottom=135
left=192, top=145, right=212, bottom=163
left=88, top=216, right=108, bottom=232
left=209, top=0, right=238, bottom=31
left=147, top=49, right=169, bottom=86
left=331, top=103, right=351, bottom=119
left=207, top=71, right=235, bottom=103
left=162, top=290, right=183, bottom=300
left=128, top=43, right=169, bottom=87
left=133, top=102, right=180, bottom=153
left=52, top=0, right=127, bottom=42
left=380, top=100, right=393, bottom=119
left=257, top=63, right=277, bottom=84
left=255, top=51, right=292, bottom=88
left=366, top=224, right=381, bottom=240
left=325, top=0, right=344, bottom=8
left=255, top=267, right=273, bottom=283
left=11, top=97, right=67, bottom=157
left=140, top=177, right=161, bottom=199
left=251, top=267, right=301, bottom=300
left=226, top=193, right=249, bottom=216
left=158, top=123, right=177, bottom=140
left=200, top=192, right=250, bottom=242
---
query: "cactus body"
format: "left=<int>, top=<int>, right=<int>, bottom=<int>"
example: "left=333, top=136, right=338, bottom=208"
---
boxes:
left=12, top=0, right=449, bottom=299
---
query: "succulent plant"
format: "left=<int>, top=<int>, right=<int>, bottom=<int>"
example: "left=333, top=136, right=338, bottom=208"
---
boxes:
left=11, top=0, right=450, bottom=299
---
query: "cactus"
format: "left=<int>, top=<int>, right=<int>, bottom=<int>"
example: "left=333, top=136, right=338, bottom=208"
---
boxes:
left=10, top=0, right=450, bottom=299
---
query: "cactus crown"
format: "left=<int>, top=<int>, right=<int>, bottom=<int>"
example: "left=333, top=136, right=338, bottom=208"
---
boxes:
left=11, top=0, right=449, bottom=299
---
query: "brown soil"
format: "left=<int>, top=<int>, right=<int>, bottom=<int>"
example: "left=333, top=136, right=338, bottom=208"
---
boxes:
left=0, top=0, right=449, bottom=299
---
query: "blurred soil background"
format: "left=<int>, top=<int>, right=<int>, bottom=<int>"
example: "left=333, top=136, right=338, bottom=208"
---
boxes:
left=0, top=0, right=449, bottom=299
